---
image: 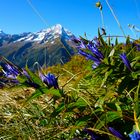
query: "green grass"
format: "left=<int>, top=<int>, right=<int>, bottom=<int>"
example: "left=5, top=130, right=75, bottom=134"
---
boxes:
left=0, top=55, right=93, bottom=139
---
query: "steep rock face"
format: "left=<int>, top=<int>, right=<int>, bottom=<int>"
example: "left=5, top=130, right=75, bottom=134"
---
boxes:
left=0, top=24, right=76, bottom=68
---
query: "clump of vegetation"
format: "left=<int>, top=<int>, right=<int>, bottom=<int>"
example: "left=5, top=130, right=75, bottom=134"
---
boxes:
left=0, top=27, right=140, bottom=139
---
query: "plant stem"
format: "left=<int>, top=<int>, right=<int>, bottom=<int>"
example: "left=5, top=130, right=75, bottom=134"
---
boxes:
left=103, top=35, right=136, bottom=41
left=105, top=0, right=126, bottom=38
left=100, top=9, right=105, bottom=28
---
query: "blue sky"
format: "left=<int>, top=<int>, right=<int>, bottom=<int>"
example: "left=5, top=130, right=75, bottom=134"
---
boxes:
left=0, top=0, right=140, bottom=40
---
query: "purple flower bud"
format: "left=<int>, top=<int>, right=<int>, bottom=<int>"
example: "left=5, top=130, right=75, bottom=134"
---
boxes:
left=119, top=53, right=132, bottom=71
left=129, top=131, right=140, bottom=140
left=109, top=127, right=126, bottom=140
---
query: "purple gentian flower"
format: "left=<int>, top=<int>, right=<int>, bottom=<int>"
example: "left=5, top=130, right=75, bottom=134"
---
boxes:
left=129, top=131, right=140, bottom=140
left=120, top=53, right=132, bottom=71
left=39, top=72, right=59, bottom=89
left=78, top=43, right=104, bottom=70
left=78, top=49, right=100, bottom=62
left=0, top=63, right=21, bottom=85
left=87, top=43, right=104, bottom=60
left=45, top=73, right=59, bottom=89
left=1, top=63, right=20, bottom=79
left=109, top=127, right=126, bottom=140
left=73, top=37, right=104, bottom=69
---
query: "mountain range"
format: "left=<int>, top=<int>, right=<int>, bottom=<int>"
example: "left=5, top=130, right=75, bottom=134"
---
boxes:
left=0, top=24, right=76, bottom=68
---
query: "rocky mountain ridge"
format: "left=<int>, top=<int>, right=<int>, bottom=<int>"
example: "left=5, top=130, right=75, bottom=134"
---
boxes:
left=0, top=24, right=76, bottom=68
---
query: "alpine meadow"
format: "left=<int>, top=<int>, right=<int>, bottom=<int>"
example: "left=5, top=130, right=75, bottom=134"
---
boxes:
left=0, top=1, right=140, bottom=140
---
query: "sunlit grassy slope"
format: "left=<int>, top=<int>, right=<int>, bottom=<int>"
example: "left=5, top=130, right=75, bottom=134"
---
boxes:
left=0, top=55, right=94, bottom=139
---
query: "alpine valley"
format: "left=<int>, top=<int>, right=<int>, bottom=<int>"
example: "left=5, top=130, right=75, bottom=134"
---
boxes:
left=0, top=24, right=76, bottom=68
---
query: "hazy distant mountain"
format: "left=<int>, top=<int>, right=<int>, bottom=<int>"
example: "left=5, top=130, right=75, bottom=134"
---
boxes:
left=0, top=24, right=76, bottom=68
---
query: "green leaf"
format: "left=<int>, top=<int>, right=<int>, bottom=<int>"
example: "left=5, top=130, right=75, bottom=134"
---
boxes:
left=25, top=66, right=44, bottom=87
left=17, top=75, right=28, bottom=84
left=118, top=76, right=131, bottom=94
left=134, top=81, right=140, bottom=118
left=105, top=103, right=117, bottom=111
left=94, top=111, right=122, bottom=129
left=51, top=102, right=65, bottom=117
left=126, top=36, right=130, bottom=45
left=67, top=98, right=87, bottom=110
left=39, top=119, right=48, bottom=126
left=79, top=36, right=89, bottom=44
left=26, top=88, right=43, bottom=102
left=95, top=96, right=104, bottom=110
left=108, top=37, right=111, bottom=46
left=75, top=115, right=91, bottom=126
left=26, top=87, right=61, bottom=103
left=115, top=37, right=118, bottom=45
left=75, top=98, right=87, bottom=108
left=131, top=71, right=140, bottom=79
left=95, top=92, right=118, bottom=109
left=101, top=69, right=113, bottom=87
left=47, top=88, right=62, bottom=97
left=132, top=56, right=140, bottom=71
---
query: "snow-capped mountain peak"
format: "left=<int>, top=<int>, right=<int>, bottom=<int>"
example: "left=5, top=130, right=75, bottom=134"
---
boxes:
left=51, top=24, right=62, bottom=34
left=14, top=24, right=73, bottom=43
